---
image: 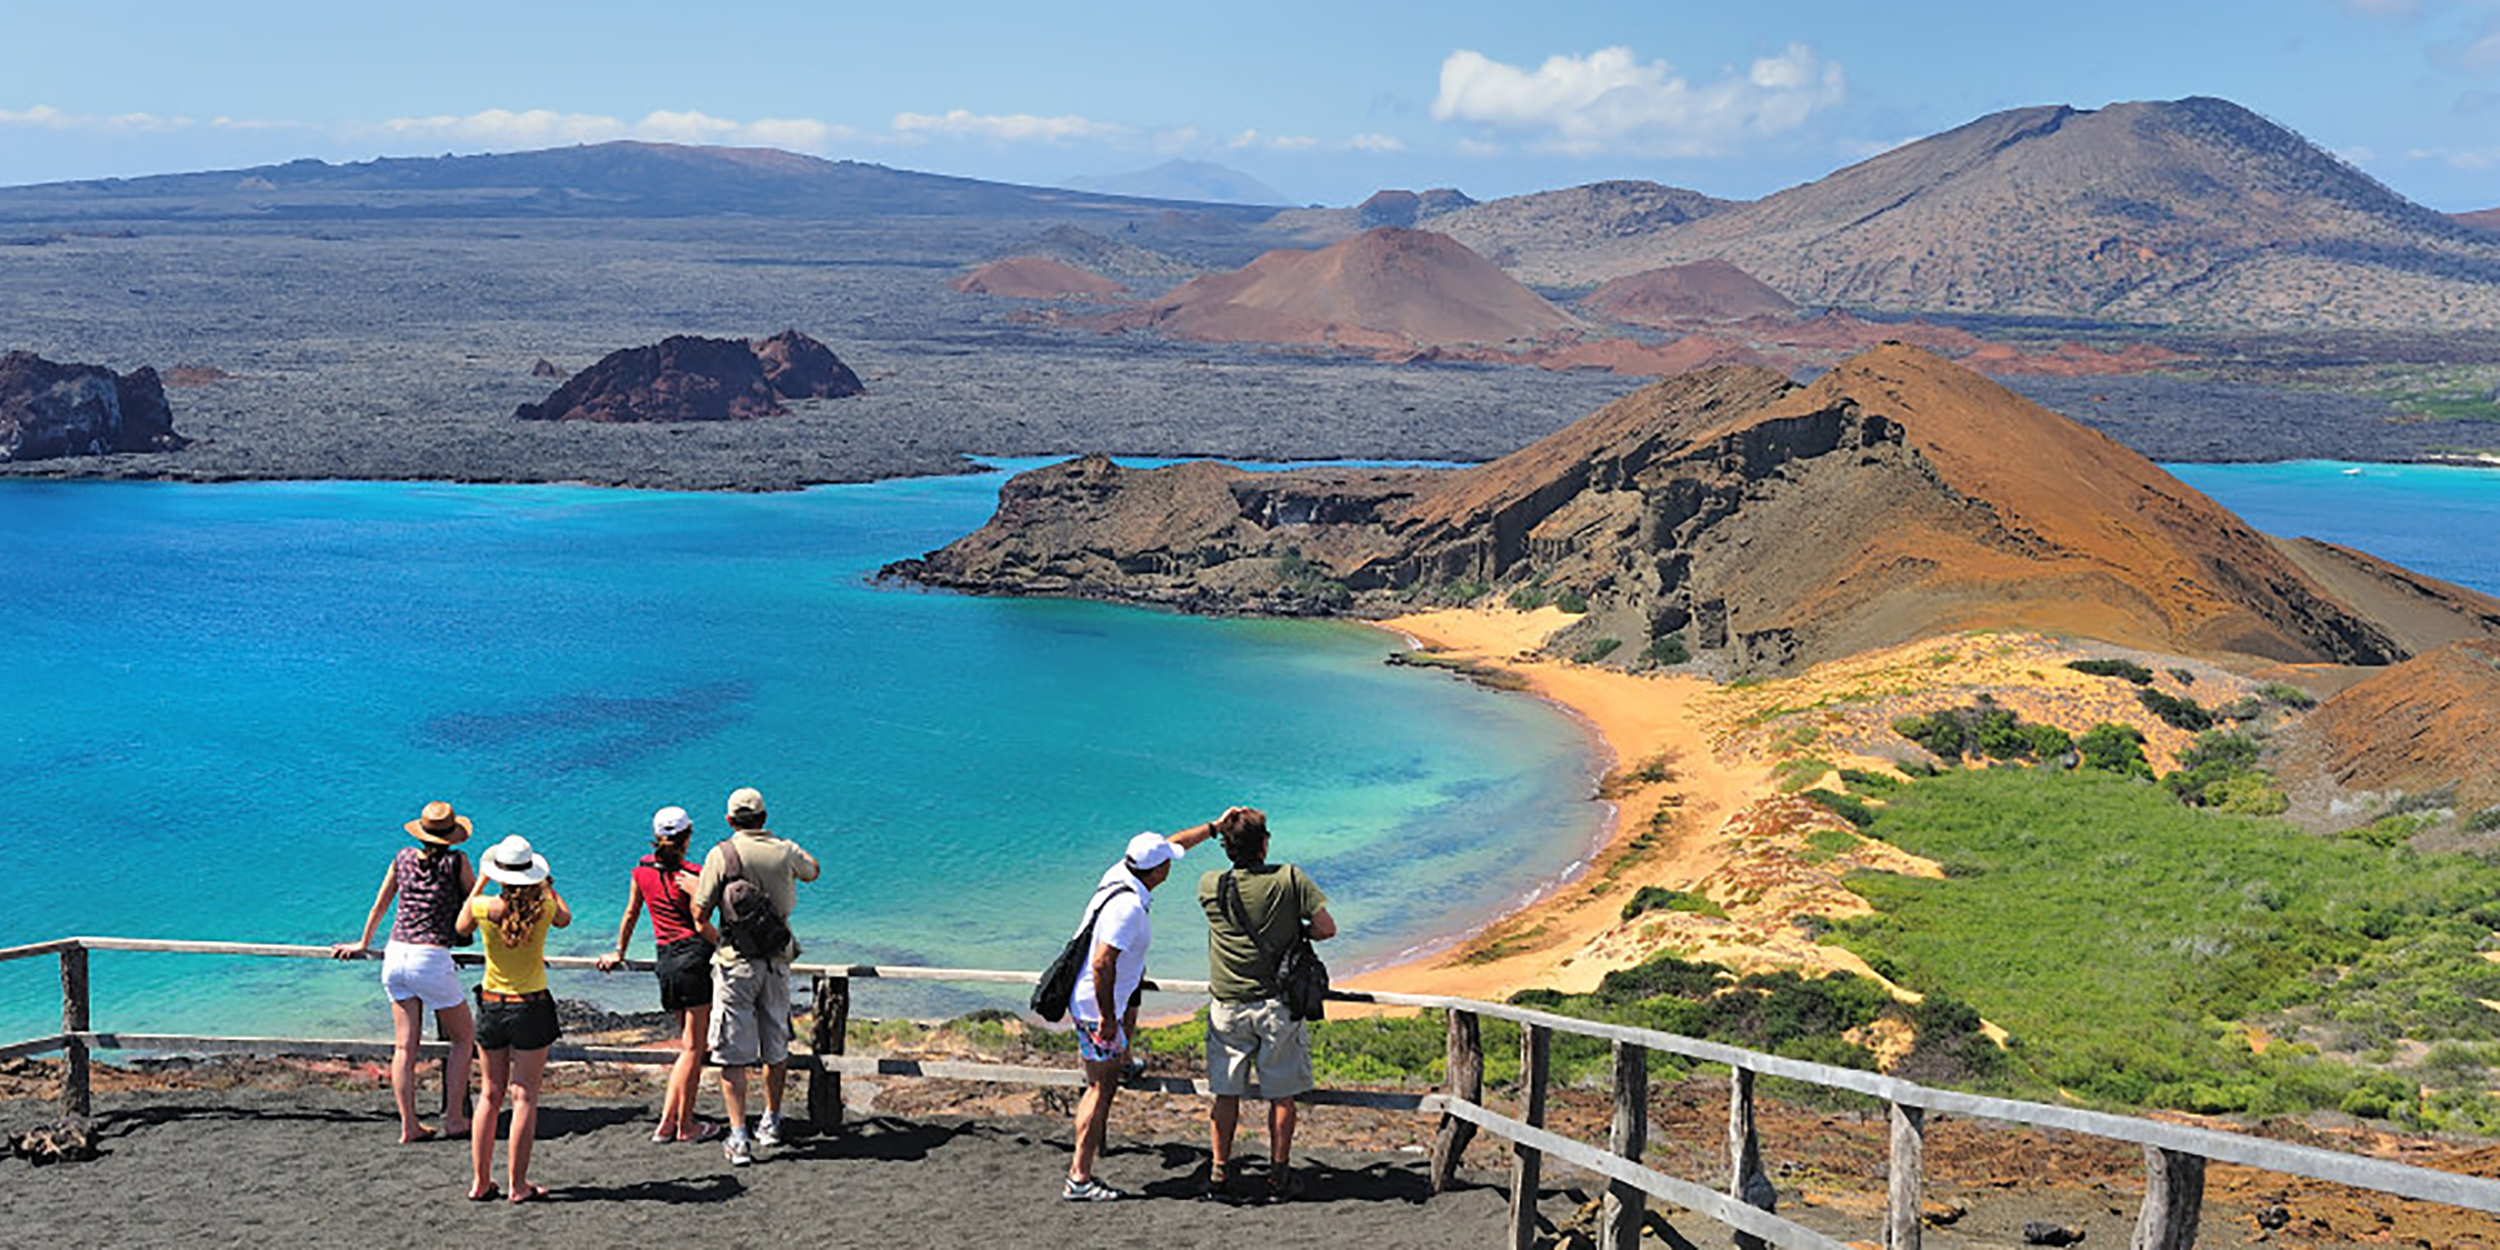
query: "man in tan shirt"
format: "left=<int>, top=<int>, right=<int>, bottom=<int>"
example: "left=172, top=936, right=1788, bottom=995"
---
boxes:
left=691, top=786, right=820, bottom=1166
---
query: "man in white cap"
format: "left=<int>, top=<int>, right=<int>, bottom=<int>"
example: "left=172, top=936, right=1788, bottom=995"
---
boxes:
left=690, top=785, right=820, bottom=1167
left=1061, top=810, right=1233, bottom=1202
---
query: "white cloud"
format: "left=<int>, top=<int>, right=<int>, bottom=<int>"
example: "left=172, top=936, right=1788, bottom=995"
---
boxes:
left=1344, top=133, right=1405, bottom=153
left=1227, top=128, right=1318, bottom=151
left=890, top=109, right=1121, bottom=143
left=1, top=104, right=194, bottom=132
left=2403, top=142, right=2500, bottom=168
left=1431, top=43, right=1844, bottom=156
left=365, top=108, right=857, bottom=153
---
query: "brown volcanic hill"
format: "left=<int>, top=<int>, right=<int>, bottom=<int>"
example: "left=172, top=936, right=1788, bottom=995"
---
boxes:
left=1113, top=227, right=1580, bottom=350
left=1430, top=180, right=1740, bottom=282
left=2286, top=639, right=2500, bottom=812
left=1582, top=261, right=1797, bottom=326
left=1559, top=98, right=2500, bottom=330
left=516, top=331, right=860, bottom=422
left=901, top=344, right=2500, bottom=676
left=2454, top=208, right=2500, bottom=234
left=951, top=255, right=1126, bottom=300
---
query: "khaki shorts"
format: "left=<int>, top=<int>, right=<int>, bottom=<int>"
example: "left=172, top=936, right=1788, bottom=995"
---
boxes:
left=1206, top=997, right=1313, bottom=1099
left=707, top=958, right=791, bottom=1067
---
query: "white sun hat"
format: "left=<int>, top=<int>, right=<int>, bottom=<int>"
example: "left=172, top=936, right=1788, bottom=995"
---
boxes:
left=481, top=834, right=551, bottom=886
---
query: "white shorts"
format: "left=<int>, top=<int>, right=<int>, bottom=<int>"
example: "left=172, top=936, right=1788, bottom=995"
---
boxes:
left=380, top=942, right=465, bottom=1011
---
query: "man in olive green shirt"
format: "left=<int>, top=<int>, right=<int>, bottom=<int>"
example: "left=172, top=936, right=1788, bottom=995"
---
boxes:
left=1196, top=808, right=1335, bottom=1200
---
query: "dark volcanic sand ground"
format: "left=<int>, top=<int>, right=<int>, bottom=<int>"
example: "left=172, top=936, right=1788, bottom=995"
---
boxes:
left=8, top=1056, right=2494, bottom=1248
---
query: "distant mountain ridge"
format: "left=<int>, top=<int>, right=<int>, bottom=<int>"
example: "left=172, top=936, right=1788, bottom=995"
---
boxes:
left=0, top=141, right=1286, bottom=224
left=1063, top=159, right=1289, bottom=206
left=1527, top=98, right=2500, bottom=330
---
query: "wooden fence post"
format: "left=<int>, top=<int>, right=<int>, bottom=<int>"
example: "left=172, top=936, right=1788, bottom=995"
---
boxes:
left=1730, top=1065, right=1776, bottom=1250
left=59, top=943, right=90, bottom=1119
left=2132, top=1145, right=2206, bottom=1250
left=1431, top=1009, right=1483, bottom=1193
left=1508, top=1023, right=1550, bottom=1250
left=1887, top=1102, right=1925, bottom=1250
left=1599, top=1040, right=1648, bottom=1250
left=807, top=974, right=850, bottom=1135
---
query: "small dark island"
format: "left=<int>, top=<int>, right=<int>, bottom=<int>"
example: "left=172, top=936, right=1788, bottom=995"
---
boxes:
left=0, top=351, right=185, bottom=462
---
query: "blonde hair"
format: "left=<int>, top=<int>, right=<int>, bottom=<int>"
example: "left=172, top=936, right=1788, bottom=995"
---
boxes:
left=495, top=882, right=545, bottom=948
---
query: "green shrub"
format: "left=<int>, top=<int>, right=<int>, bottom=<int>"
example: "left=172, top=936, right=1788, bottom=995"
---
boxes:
left=1506, top=584, right=1550, bottom=610
left=1838, top=768, right=1903, bottom=794
left=1621, top=886, right=1726, bottom=922
left=1644, top=633, right=1691, bottom=665
left=1576, top=637, right=1622, bottom=664
left=2471, top=807, right=2500, bottom=834
left=2076, top=723, right=2152, bottom=779
left=1554, top=590, right=1590, bottom=614
left=2258, top=682, right=2318, bottom=710
left=2069, top=658, right=2155, bottom=685
left=1434, top=579, right=1488, bottom=605
left=1802, top=788, right=1876, bottom=828
left=1894, top=711, right=1971, bottom=760
left=1594, top=953, right=1726, bottom=1001
left=2137, top=687, right=2215, bottom=732
left=2019, top=723, right=2076, bottom=762
left=2168, top=668, right=2197, bottom=686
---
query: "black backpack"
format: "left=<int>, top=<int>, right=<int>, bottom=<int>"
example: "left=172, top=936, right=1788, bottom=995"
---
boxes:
left=1032, top=880, right=1133, bottom=1023
left=717, top=841, right=794, bottom=959
left=1218, top=868, right=1331, bottom=1021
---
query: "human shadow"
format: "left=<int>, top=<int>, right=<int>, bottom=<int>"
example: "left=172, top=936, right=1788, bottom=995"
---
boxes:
left=519, top=1103, right=647, bottom=1141
left=1118, top=1139, right=1439, bottom=1205
left=93, top=1102, right=374, bottom=1138
left=769, top=1114, right=980, bottom=1164
left=538, top=1172, right=746, bottom=1205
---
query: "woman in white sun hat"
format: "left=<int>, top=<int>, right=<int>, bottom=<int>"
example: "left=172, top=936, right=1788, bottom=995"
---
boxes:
left=456, top=833, right=571, bottom=1203
left=330, top=800, right=479, bottom=1145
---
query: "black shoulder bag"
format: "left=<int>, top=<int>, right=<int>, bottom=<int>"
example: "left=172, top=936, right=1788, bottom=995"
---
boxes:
left=1219, top=868, right=1330, bottom=1021
left=1032, top=880, right=1131, bottom=1022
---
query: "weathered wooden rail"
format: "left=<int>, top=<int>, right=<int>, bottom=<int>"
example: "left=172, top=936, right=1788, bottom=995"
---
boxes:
left=6, top=935, right=2499, bottom=1249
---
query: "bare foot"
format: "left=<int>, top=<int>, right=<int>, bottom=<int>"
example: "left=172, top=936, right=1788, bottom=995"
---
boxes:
left=466, top=1183, right=500, bottom=1202
left=509, top=1182, right=549, bottom=1204
left=398, top=1125, right=438, bottom=1145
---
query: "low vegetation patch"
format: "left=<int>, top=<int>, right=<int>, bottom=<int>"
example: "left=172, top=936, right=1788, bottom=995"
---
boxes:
left=1891, top=699, right=2074, bottom=765
left=1834, top=767, right=2500, bottom=1130
left=2068, top=657, right=2155, bottom=685
left=2137, top=686, right=2217, bottom=731
left=1644, top=633, right=1691, bottom=665
left=1621, top=886, right=1726, bottom=922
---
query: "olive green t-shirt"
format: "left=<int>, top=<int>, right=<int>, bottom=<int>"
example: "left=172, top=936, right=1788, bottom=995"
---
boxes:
left=1197, top=863, right=1327, bottom=1004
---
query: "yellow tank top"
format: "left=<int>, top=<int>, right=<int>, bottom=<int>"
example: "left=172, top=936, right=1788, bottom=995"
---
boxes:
left=472, top=895, right=551, bottom=995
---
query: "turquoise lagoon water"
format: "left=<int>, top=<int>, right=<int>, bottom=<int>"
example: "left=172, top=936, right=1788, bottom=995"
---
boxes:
left=0, top=466, right=1604, bottom=1042
left=2, top=457, right=2495, bottom=1046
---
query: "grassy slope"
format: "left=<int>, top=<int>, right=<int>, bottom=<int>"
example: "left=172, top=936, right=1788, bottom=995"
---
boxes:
left=1835, top=768, right=2500, bottom=1128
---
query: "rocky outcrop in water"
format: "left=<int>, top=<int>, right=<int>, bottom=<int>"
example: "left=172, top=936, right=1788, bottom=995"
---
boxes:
left=898, top=345, right=2500, bottom=676
left=515, top=330, right=861, bottom=422
left=0, top=351, right=183, bottom=461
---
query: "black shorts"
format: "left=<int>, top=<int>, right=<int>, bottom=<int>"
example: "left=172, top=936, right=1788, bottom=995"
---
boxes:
left=655, top=936, right=716, bottom=1013
left=474, top=988, right=561, bottom=1051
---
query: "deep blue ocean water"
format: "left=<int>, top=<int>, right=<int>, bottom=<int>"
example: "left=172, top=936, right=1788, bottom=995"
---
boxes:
left=1, top=457, right=2493, bottom=1046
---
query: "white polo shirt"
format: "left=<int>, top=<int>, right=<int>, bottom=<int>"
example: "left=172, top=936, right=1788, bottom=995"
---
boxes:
left=1068, top=864, right=1152, bottom=1027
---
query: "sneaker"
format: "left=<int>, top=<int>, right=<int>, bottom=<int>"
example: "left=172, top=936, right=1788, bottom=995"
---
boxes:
left=724, top=1135, right=753, bottom=1167
left=1062, top=1176, right=1124, bottom=1202
left=755, top=1115, right=784, bottom=1148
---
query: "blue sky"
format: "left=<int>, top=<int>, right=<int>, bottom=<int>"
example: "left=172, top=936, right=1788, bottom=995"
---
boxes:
left=4, top=0, right=2497, bottom=210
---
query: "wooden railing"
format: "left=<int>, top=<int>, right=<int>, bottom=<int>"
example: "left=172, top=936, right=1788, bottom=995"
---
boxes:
left=6, top=935, right=2499, bottom=1249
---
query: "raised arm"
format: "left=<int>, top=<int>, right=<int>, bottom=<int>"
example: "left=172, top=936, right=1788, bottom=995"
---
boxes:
left=790, top=842, right=821, bottom=883
left=544, top=881, right=573, bottom=929
left=595, top=877, right=645, bottom=972
left=452, top=869, right=487, bottom=938
left=330, top=862, right=400, bottom=959
left=1306, top=905, right=1338, bottom=942
left=1166, top=807, right=1239, bottom=853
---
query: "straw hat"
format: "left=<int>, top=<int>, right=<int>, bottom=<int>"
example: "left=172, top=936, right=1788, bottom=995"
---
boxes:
left=404, top=800, right=473, bottom=846
left=480, top=834, right=550, bottom=886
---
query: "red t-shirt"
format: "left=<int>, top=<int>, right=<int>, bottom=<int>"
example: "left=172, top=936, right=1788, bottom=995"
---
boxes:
left=634, top=855, right=702, bottom=946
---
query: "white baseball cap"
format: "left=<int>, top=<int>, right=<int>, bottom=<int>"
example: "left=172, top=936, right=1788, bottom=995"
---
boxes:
left=1125, top=831, right=1186, bottom=871
left=651, top=806, right=692, bottom=840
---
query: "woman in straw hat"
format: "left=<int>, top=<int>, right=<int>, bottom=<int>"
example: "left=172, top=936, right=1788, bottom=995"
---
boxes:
left=594, top=805, right=722, bottom=1144
left=457, top=834, right=572, bottom=1203
left=330, top=800, right=479, bottom=1144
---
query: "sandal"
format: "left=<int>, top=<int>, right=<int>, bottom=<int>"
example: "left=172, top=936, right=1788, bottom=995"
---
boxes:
left=651, top=1125, right=676, bottom=1145
left=466, top=1183, right=501, bottom=1202
left=677, top=1120, right=724, bottom=1144
left=509, top=1183, right=549, bottom=1204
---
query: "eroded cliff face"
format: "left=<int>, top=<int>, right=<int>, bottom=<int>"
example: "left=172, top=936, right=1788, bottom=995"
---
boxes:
left=895, top=345, right=2500, bottom=677
left=0, top=351, right=183, bottom=462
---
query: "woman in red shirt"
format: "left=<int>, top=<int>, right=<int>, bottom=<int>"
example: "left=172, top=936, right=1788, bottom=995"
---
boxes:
left=595, top=805, right=722, bottom=1143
